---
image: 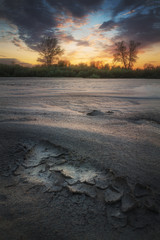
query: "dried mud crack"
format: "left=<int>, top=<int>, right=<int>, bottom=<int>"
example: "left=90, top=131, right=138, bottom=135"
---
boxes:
left=0, top=140, right=160, bottom=240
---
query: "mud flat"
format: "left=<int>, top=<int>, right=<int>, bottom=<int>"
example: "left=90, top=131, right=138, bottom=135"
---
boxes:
left=0, top=78, right=160, bottom=239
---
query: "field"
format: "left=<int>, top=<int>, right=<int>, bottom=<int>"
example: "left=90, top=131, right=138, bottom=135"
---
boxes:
left=0, top=77, right=160, bottom=240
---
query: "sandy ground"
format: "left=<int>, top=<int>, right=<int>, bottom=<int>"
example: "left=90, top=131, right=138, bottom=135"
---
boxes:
left=0, top=78, right=160, bottom=240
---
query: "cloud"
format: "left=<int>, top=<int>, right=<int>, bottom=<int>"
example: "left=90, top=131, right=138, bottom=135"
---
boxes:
left=99, top=20, right=118, bottom=31
left=0, top=58, right=32, bottom=67
left=112, top=0, right=145, bottom=17
left=114, top=11, right=160, bottom=47
left=56, top=31, right=90, bottom=46
left=110, top=0, right=160, bottom=19
left=12, top=37, right=22, bottom=48
left=76, top=40, right=90, bottom=47
left=0, top=0, right=57, bottom=49
left=47, top=0, right=104, bottom=18
left=56, top=15, right=89, bottom=30
left=99, top=0, right=160, bottom=49
left=0, top=0, right=104, bottom=49
left=122, top=10, right=135, bottom=16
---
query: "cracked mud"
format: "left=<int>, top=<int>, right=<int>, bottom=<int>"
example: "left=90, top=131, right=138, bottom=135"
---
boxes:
left=0, top=77, right=160, bottom=240
left=1, top=139, right=160, bottom=240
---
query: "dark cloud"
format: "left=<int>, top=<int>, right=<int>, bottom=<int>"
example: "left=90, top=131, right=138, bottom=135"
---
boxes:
left=56, top=31, right=90, bottom=46
left=12, top=37, right=22, bottom=47
left=99, top=0, right=160, bottom=49
left=0, top=0, right=104, bottom=49
left=47, top=0, right=104, bottom=18
left=114, top=11, right=160, bottom=47
left=111, top=0, right=160, bottom=17
left=0, top=58, right=32, bottom=66
left=76, top=40, right=89, bottom=47
left=11, top=37, right=30, bottom=50
left=112, top=0, right=145, bottom=16
left=0, top=0, right=56, bottom=49
left=5, top=31, right=17, bottom=36
left=111, top=0, right=160, bottom=18
left=99, top=20, right=117, bottom=31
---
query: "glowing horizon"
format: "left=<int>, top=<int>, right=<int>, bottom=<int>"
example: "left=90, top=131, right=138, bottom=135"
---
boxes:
left=0, top=0, right=160, bottom=69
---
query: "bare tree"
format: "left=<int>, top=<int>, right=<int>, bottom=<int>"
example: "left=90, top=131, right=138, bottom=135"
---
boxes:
left=113, top=41, right=128, bottom=69
left=128, top=41, right=141, bottom=69
left=113, top=40, right=140, bottom=69
left=37, top=37, right=64, bottom=66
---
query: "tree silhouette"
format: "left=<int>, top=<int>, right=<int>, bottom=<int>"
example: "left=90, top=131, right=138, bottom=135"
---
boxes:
left=128, top=41, right=141, bottom=69
left=37, top=37, right=64, bottom=66
left=90, top=61, right=104, bottom=69
left=113, top=41, right=128, bottom=69
left=144, top=63, right=154, bottom=70
left=58, top=60, right=70, bottom=67
left=113, top=40, right=140, bottom=69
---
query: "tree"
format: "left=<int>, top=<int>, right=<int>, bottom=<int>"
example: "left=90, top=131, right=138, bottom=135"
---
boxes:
left=58, top=60, right=70, bottom=67
left=37, top=37, right=64, bottom=66
left=113, top=40, right=140, bottom=69
left=103, top=63, right=110, bottom=70
left=128, top=41, right=141, bottom=69
left=113, top=41, right=128, bottom=69
left=144, top=63, right=154, bottom=70
left=90, top=61, right=104, bottom=69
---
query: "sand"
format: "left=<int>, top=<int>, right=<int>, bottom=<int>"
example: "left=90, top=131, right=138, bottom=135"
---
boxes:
left=0, top=77, right=160, bottom=240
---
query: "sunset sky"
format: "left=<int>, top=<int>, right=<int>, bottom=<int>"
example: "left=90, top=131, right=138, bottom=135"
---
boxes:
left=0, top=0, right=160, bottom=68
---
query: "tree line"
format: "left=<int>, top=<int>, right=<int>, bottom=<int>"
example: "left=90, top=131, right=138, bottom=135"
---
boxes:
left=0, top=36, right=159, bottom=78
left=37, top=36, right=141, bottom=69
left=0, top=61, right=160, bottom=78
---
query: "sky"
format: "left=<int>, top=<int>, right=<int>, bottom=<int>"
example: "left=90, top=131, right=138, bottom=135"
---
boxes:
left=0, top=0, right=160, bottom=68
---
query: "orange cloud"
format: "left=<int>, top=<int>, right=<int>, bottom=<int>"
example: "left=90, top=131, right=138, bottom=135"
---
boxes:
left=122, top=10, right=135, bottom=16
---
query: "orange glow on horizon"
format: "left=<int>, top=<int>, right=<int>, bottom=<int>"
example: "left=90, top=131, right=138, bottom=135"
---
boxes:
left=0, top=37, right=159, bottom=69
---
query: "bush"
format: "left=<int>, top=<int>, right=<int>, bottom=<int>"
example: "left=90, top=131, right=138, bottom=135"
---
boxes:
left=0, top=63, right=160, bottom=78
